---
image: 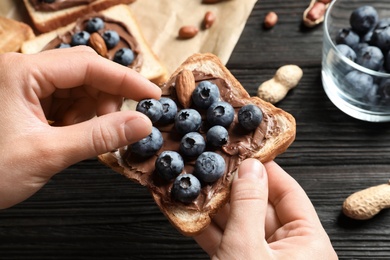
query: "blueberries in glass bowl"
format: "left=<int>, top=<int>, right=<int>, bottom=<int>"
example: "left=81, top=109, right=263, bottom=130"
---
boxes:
left=334, top=5, right=390, bottom=105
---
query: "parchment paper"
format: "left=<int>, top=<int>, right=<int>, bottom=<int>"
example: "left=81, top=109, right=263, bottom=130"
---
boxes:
left=1, top=0, right=257, bottom=74
left=129, top=0, right=258, bottom=73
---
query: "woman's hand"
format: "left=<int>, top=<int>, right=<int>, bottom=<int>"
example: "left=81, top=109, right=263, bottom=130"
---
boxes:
left=194, top=159, right=338, bottom=259
left=0, top=46, right=161, bottom=209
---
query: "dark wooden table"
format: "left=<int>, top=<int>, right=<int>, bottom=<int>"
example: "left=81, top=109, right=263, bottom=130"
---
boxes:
left=2, top=0, right=390, bottom=259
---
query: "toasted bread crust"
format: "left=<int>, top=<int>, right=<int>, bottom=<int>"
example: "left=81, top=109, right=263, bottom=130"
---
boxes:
left=99, top=53, right=296, bottom=236
left=0, top=17, right=35, bottom=54
left=168, top=53, right=296, bottom=163
left=23, top=0, right=136, bottom=33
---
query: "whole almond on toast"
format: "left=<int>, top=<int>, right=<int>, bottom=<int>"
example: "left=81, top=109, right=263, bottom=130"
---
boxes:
left=175, top=69, right=196, bottom=108
left=89, top=32, right=108, bottom=57
left=98, top=53, right=296, bottom=236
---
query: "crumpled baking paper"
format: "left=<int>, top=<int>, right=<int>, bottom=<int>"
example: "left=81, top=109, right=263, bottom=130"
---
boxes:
left=129, top=0, right=258, bottom=73
left=1, top=0, right=257, bottom=74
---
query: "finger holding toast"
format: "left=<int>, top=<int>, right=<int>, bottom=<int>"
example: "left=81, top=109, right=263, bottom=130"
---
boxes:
left=27, top=46, right=161, bottom=102
left=194, top=159, right=338, bottom=259
left=0, top=47, right=161, bottom=209
left=98, top=53, right=297, bottom=237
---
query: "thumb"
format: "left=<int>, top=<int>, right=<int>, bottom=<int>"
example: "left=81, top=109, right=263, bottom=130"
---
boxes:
left=47, top=111, right=152, bottom=168
left=226, top=158, right=269, bottom=243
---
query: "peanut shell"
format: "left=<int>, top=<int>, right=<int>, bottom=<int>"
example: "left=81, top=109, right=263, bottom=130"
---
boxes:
left=343, top=181, right=390, bottom=220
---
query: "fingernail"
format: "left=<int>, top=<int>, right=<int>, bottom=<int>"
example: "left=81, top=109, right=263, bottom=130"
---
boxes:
left=124, top=115, right=152, bottom=142
left=238, top=159, right=264, bottom=180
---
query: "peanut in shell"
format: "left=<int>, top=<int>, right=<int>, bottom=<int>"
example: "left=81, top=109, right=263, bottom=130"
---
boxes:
left=342, top=181, right=390, bottom=220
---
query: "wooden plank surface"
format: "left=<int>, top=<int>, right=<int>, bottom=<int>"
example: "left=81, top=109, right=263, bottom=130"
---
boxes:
left=1, top=0, right=390, bottom=259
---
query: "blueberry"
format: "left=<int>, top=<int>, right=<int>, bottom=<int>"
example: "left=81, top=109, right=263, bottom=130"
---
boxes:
left=158, top=97, right=178, bottom=124
left=113, top=48, right=134, bottom=66
left=179, top=132, right=206, bottom=158
left=378, top=79, right=390, bottom=99
left=336, top=44, right=357, bottom=61
left=131, top=127, right=163, bottom=157
left=350, top=6, right=379, bottom=35
left=344, top=70, right=374, bottom=99
left=194, top=152, right=225, bottom=183
left=354, top=43, right=369, bottom=53
left=376, top=18, right=390, bottom=30
left=334, top=45, right=356, bottom=74
left=102, top=30, right=120, bottom=49
left=155, top=151, right=184, bottom=181
left=175, top=109, right=202, bottom=135
left=207, top=101, right=235, bottom=127
left=85, top=17, right=105, bottom=33
left=238, top=104, right=263, bottom=131
left=56, top=43, right=71, bottom=49
left=335, top=28, right=360, bottom=50
left=171, top=174, right=201, bottom=204
left=192, top=81, right=220, bottom=109
left=370, top=26, right=390, bottom=54
left=136, top=99, right=163, bottom=123
left=385, top=51, right=390, bottom=72
left=361, top=29, right=374, bottom=44
left=206, top=125, right=229, bottom=147
left=71, top=31, right=90, bottom=46
left=365, top=83, right=379, bottom=105
left=356, top=46, right=384, bottom=71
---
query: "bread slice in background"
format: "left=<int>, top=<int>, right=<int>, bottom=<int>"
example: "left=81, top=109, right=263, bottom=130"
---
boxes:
left=21, top=4, right=168, bottom=85
left=98, top=53, right=296, bottom=236
left=0, top=16, right=34, bottom=54
left=23, top=0, right=136, bottom=33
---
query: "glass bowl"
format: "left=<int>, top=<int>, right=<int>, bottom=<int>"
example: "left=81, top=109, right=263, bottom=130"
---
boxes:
left=322, top=0, right=390, bottom=122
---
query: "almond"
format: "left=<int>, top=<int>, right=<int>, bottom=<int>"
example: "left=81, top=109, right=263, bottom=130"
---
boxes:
left=89, top=32, right=108, bottom=57
left=175, top=69, right=196, bottom=108
left=203, top=11, right=216, bottom=29
left=178, top=26, right=199, bottom=39
left=264, top=11, right=278, bottom=29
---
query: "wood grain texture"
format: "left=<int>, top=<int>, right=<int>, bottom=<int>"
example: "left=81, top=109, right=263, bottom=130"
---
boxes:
left=1, top=0, right=390, bottom=259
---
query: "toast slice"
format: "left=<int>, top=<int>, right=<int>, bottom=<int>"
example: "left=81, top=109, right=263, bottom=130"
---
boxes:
left=0, top=16, right=35, bottom=54
left=23, top=0, right=136, bottom=33
left=98, top=53, right=296, bottom=236
left=21, top=4, right=168, bottom=85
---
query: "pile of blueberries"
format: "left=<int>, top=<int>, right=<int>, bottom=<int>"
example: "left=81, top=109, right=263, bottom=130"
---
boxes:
left=57, top=17, right=135, bottom=66
left=335, top=5, right=390, bottom=104
left=132, top=80, right=263, bottom=203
